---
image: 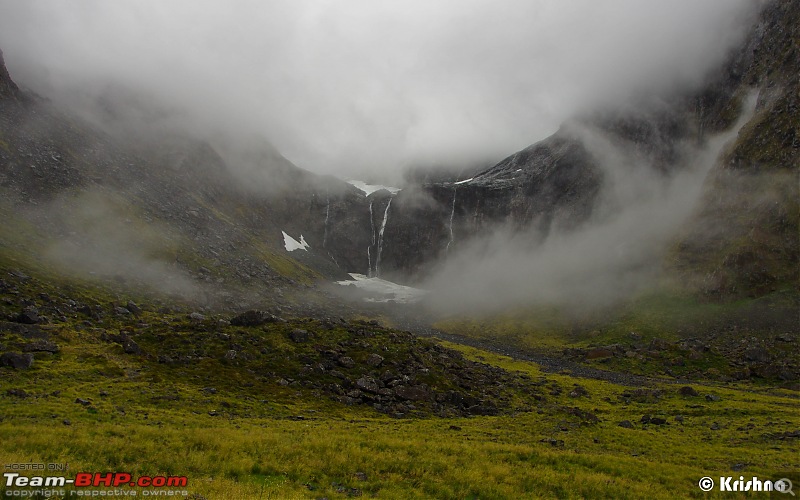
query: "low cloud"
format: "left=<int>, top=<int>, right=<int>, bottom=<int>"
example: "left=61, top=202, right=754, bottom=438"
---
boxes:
left=0, top=0, right=757, bottom=183
left=41, top=189, right=202, bottom=300
left=422, top=92, right=759, bottom=314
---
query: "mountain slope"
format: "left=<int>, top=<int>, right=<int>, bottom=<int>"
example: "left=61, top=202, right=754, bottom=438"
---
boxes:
left=672, top=0, right=799, bottom=299
left=0, top=56, right=386, bottom=313
left=372, top=0, right=797, bottom=302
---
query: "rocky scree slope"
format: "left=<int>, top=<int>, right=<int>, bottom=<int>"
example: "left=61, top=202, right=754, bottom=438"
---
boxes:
left=0, top=51, right=388, bottom=312
left=0, top=266, right=569, bottom=420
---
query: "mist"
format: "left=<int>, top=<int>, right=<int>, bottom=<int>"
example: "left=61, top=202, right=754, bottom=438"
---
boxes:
left=421, top=91, right=760, bottom=315
left=37, top=189, right=204, bottom=301
left=0, top=0, right=757, bottom=183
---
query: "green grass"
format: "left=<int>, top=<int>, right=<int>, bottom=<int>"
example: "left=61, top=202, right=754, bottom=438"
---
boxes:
left=1, top=251, right=798, bottom=499
left=2, top=335, right=798, bottom=499
left=437, top=289, right=753, bottom=347
left=434, top=287, right=799, bottom=381
left=435, top=305, right=572, bottom=351
left=1, top=288, right=798, bottom=498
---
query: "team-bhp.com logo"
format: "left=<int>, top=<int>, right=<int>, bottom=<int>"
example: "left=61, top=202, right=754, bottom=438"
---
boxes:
left=4, top=472, right=189, bottom=496
left=5, top=472, right=188, bottom=488
left=698, top=476, right=794, bottom=495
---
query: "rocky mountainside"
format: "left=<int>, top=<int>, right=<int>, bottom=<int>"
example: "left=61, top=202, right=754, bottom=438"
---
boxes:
left=0, top=54, right=380, bottom=312
left=0, top=1, right=796, bottom=314
left=672, top=0, right=799, bottom=298
left=0, top=49, right=19, bottom=98
left=360, top=0, right=797, bottom=296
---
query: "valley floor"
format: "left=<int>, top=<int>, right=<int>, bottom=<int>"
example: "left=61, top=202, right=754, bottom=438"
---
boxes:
left=2, top=332, right=798, bottom=499
left=0, top=264, right=798, bottom=499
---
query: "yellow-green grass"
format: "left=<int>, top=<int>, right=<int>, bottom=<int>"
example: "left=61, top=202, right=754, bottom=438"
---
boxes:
left=0, top=254, right=797, bottom=499
left=2, top=333, right=798, bottom=499
left=433, top=287, right=799, bottom=379
left=434, top=290, right=772, bottom=349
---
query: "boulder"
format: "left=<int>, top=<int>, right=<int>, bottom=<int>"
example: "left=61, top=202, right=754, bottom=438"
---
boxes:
left=649, top=338, right=671, bottom=351
left=230, top=310, right=277, bottom=327
left=23, top=340, right=59, bottom=354
left=393, top=385, right=430, bottom=401
left=0, top=352, right=34, bottom=369
left=586, top=348, right=614, bottom=360
left=122, top=339, right=142, bottom=355
left=366, top=353, right=385, bottom=367
left=289, top=329, right=312, bottom=343
left=355, top=376, right=380, bottom=394
left=14, top=307, right=40, bottom=325
left=125, top=301, right=142, bottom=315
left=569, top=385, right=589, bottom=398
left=743, top=347, right=770, bottom=363
left=337, top=356, right=355, bottom=368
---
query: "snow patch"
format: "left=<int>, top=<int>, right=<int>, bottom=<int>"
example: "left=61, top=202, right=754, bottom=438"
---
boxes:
left=348, top=180, right=401, bottom=196
left=282, top=231, right=310, bottom=252
left=335, top=273, right=427, bottom=303
left=454, top=177, right=474, bottom=185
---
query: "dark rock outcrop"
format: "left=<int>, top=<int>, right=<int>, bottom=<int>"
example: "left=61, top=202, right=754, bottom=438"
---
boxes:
left=0, top=49, right=19, bottom=99
left=230, top=310, right=278, bottom=327
left=673, top=0, right=799, bottom=299
left=377, top=133, right=603, bottom=281
left=13, top=307, right=41, bottom=325
left=0, top=352, right=34, bottom=369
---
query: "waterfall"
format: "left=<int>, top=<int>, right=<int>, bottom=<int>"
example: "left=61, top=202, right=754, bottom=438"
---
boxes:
left=375, top=197, right=393, bottom=277
left=367, top=199, right=376, bottom=277
left=323, top=194, right=330, bottom=249
left=446, top=187, right=456, bottom=254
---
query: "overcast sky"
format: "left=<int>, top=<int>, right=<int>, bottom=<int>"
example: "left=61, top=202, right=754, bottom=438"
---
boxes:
left=0, top=0, right=756, bottom=182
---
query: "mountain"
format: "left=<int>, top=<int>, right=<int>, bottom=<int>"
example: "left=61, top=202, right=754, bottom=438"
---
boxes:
left=0, top=55, right=377, bottom=314
left=672, top=0, right=799, bottom=299
left=0, top=49, right=19, bottom=98
left=0, top=6, right=799, bottom=498
left=368, top=0, right=799, bottom=301
left=0, top=1, right=796, bottom=312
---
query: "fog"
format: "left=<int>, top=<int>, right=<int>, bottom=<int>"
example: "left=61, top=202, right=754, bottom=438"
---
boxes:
left=0, top=0, right=757, bottom=183
left=422, top=91, right=760, bottom=314
left=39, top=189, right=204, bottom=301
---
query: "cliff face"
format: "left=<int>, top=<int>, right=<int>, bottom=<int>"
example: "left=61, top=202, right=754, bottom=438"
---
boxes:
left=349, top=0, right=797, bottom=299
left=0, top=49, right=18, bottom=99
left=368, top=90, right=712, bottom=283
left=0, top=1, right=795, bottom=306
left=672, top=0, right=799, bottom=298
left=0, top=48, right=382, bottom=297
left=377, top=133, right=603, bottom=281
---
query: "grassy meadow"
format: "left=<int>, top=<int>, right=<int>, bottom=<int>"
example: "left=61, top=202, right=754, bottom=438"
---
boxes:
left=1, top=325, right=798, bottom=499
left=0, top=257, right=798, bottom=499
